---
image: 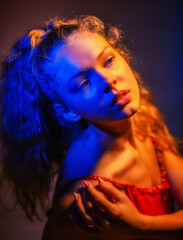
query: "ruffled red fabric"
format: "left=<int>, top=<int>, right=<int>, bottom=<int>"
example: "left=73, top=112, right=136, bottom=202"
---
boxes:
left=52, top=139, right=174, bottom=217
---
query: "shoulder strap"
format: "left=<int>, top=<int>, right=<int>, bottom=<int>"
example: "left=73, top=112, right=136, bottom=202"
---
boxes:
left=151, top=138, right=169, bottom=185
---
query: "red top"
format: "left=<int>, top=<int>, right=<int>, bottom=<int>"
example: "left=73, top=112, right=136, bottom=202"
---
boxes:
left=51, top=139, right=174, bottom=217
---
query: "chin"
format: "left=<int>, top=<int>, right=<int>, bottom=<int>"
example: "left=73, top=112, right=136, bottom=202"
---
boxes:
left=123, top=103, right=139, bottom=117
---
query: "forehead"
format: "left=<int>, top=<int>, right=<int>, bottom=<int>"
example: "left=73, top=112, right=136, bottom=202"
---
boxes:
left=55, top=31, right=110, bottom=69
left=54, top=31, right=111, bottom=87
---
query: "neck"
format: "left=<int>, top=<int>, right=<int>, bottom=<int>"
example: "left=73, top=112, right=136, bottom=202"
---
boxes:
left=86, top=117, right=136, bottom=151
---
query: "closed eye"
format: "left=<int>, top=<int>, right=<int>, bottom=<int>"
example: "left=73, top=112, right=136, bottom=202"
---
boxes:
left=104, top=56, right=115, bottom=67
left=78, top=77, right=91, bottom=91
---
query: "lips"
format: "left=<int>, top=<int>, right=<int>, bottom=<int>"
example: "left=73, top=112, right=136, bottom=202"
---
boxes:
left=110, top=90, right=130, bottom=108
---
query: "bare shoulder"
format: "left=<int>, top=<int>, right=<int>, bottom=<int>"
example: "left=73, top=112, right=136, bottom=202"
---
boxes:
left=163, top=149, right=183, bottom=207
left=61, top=129, right=103, bottom=183
left=163, top=149, right=183, bottom=173
left=52, top=130, right=101, bottom=211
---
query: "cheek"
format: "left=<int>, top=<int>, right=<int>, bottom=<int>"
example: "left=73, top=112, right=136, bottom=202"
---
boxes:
left=70, top=84, right=107, bottom=114
left=74, top=96, right=106, bottom=116
left=132, top=77, right=140, bottom=98
left=70, top=94, right=110, bottom=121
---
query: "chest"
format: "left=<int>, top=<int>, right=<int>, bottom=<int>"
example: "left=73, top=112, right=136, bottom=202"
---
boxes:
left=62, top=137, right=162, bottom=189
left=92, top=141, right=162, bottom=188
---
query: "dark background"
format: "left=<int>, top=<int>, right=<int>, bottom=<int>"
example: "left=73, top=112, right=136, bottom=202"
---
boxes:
left=0, top=0, right=183, bottom=239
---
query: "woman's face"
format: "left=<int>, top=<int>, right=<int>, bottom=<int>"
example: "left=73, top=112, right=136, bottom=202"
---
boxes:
left=54, top=31, right=140, bottom=126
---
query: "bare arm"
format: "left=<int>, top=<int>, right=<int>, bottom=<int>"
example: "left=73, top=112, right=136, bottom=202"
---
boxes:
left=66, top=149, right=183, bottom=240
left=141, top=150, right=183, bottom=235
left=77, top=178, right=183, bottom=239
left=144, top=209, right=183, bottom=230
left=82, top=148, right=183, bottom=239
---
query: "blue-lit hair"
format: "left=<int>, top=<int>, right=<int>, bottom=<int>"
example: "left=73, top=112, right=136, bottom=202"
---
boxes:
left=0, top=16, right=178, bottom=220
left=0, top=16, right=127, bottom=219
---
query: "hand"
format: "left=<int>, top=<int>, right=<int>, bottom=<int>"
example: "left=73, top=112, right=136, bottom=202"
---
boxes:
left=69, top=182, right=112, bottom=234
left=69, top=178, right=145, bottom=234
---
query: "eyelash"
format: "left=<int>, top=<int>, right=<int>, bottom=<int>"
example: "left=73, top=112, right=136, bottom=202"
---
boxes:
left=77, top=56, right=115, bottom=91
left=104, top=56, right=115, bottom=67
left=78, top=77, right=91, bottom=91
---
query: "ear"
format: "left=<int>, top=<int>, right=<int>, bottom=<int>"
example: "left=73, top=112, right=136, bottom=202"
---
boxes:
left=61, top=107, right=82, bottom=122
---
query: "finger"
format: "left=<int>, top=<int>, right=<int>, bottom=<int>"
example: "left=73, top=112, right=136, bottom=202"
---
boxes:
left=74, top=193, right=105, bottom=232
left=98, top=178, right=127, bottom=202
left=83, top=181, right=116, bottom=214
left=81, top=190, right=94, bottom=211
left=81, top=190, right=112, bottom=228
left=74, top=193, right=95, bottom=225
left=69, top=213, right=100, bottom=234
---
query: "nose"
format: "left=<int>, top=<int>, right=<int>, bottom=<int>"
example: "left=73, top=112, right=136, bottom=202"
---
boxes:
left=95, top=68, right=118, bottom=93
left=96, top=69, right=118, bottom=93
left=104, top=79, right=118, bottom=93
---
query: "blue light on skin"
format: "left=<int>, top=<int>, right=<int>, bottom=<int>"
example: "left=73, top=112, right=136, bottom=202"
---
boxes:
left=53, top=31, right=140, bottom=181
left=61, top=129, right=105, bottom=180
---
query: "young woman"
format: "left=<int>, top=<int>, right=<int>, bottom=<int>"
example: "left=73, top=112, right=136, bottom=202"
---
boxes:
left=0, top=16, right=183, bottom=240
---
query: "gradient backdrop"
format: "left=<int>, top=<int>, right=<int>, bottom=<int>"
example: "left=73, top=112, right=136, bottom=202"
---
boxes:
left=0, top=0, right=183, bottom=239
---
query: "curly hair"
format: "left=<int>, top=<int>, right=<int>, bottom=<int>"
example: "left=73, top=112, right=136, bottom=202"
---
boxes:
left=0, top=15, right=179, bottom=220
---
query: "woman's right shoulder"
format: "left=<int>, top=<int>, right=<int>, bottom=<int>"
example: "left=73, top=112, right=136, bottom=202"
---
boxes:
left=51, top=133, right=92, bottom=209
left=62, top=130, right=102, bottom=177
left=52, top=131, right=102, bottom=211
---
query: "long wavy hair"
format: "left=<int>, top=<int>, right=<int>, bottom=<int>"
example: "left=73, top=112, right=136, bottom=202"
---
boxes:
left=0, top=15, right=179, bottom=220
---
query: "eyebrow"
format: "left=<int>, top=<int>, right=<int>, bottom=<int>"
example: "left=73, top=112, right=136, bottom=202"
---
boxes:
left=68, top=45, right=110, bottom=86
